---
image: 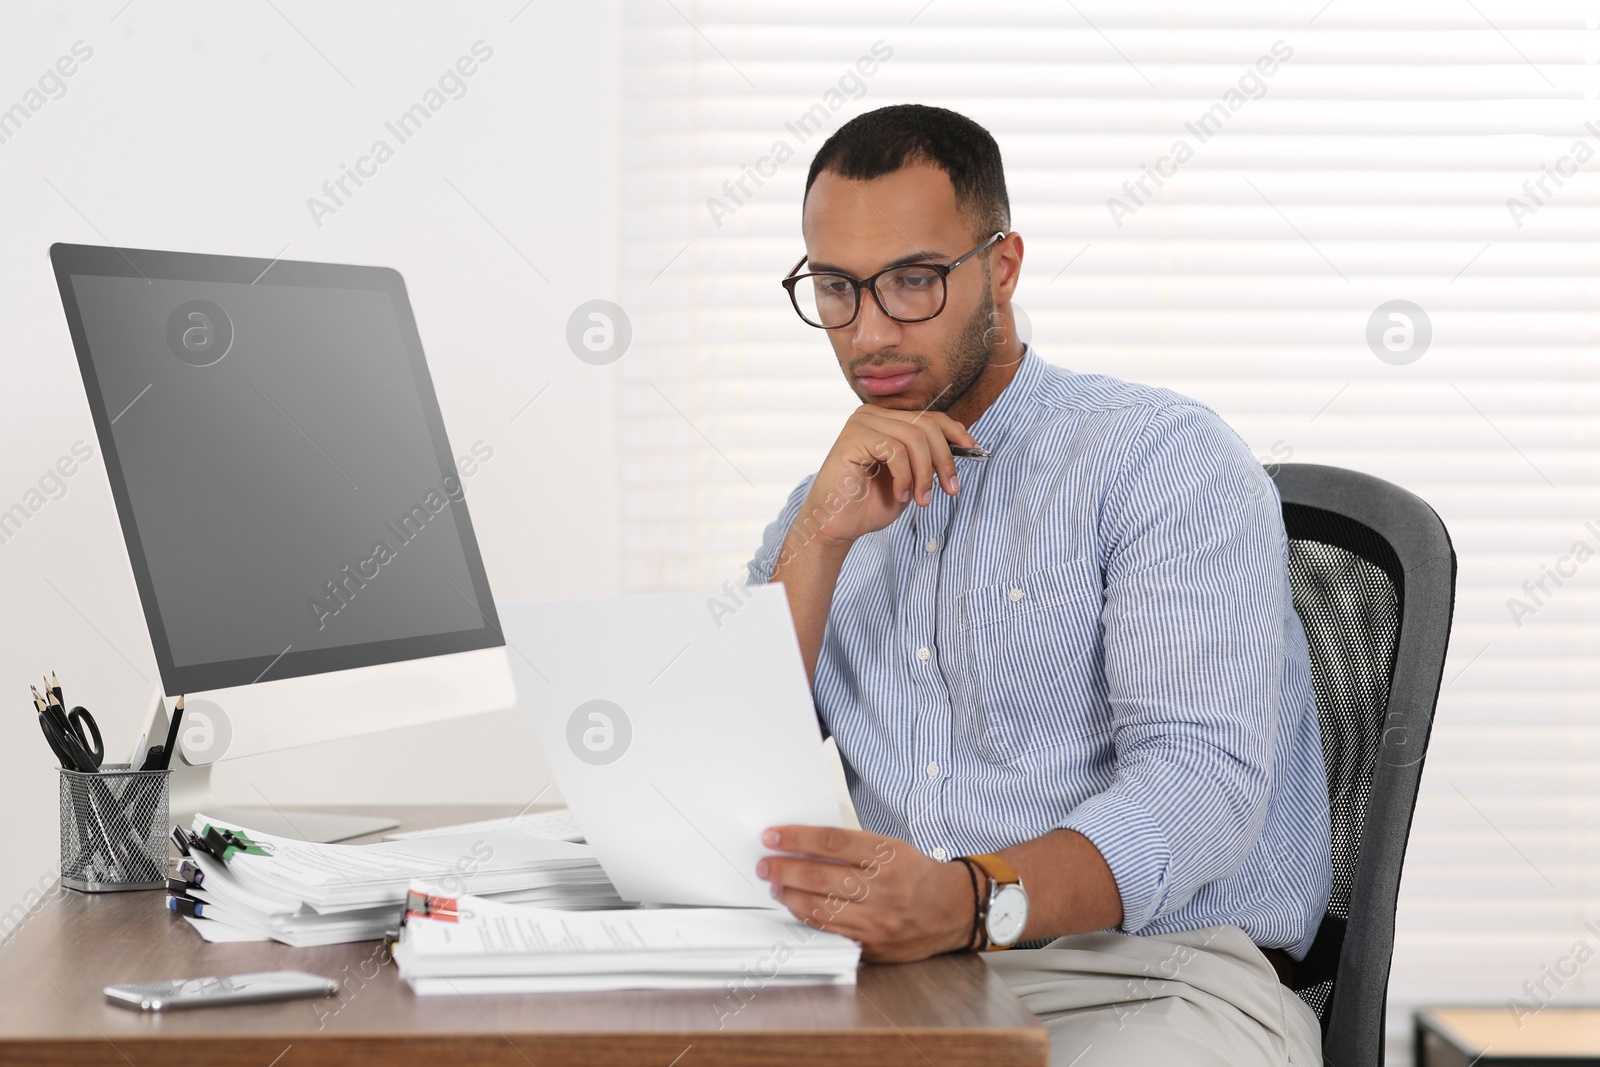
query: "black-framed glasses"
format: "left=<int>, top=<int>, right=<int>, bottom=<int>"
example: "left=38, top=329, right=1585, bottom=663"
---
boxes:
left=781, top=231, right=1006, bottom=330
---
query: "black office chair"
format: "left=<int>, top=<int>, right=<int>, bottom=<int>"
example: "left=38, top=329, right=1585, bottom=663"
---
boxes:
left=1266, top=463, right=1457, bottom=1067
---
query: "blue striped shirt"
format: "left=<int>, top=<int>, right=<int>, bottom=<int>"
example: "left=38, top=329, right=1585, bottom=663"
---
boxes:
left=747, top=348, right=1332, bottom=958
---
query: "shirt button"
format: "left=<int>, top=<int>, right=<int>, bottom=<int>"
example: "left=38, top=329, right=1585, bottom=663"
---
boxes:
left=926, top=762, right=940, bottom=778
left=1008, top=587, right=1025, bottom=602
left=916, top=646, right=931, bottom=662
left=924, top=539, right=939, bottom=554
left=932, top=846, right=948, bottom=861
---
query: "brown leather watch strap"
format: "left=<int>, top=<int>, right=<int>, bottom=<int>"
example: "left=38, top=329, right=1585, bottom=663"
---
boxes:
left=965, top=852, right=1021, bottom=886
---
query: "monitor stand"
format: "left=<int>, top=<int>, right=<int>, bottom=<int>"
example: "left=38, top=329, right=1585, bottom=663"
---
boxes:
left=168, top=761, right=399, bottom=844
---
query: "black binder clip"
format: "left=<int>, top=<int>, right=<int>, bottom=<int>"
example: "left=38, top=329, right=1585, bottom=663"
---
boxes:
left=196, top=826, right=235, bottom=861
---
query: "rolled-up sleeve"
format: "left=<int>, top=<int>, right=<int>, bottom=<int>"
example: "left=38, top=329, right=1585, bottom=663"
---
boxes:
left=1061, top=403, right=1288, bottom=934
left=745, top=476, right=817, bottom=586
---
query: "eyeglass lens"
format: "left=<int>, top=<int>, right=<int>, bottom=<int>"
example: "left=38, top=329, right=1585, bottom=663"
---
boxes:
left=794, top=266, right=945, bottom=328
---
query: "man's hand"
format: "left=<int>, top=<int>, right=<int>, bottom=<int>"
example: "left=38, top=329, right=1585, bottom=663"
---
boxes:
left=757, top=825, right=975, bottom=963
left=771, top=406, right=978, bottom=684
left=800, top=405, right=978, bottom=550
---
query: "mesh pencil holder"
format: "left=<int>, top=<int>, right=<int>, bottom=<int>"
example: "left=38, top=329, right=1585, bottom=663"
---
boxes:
left=58, top=767, right=171, bottom=892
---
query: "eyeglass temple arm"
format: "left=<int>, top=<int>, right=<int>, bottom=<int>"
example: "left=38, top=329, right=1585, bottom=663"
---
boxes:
left=781, top=231, right=1004, bottom=286
left=946, top=231, right=1007, bottom=272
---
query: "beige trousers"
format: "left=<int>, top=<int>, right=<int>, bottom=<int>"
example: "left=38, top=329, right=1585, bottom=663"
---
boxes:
left=985, top=924, right=1323, bottom=1066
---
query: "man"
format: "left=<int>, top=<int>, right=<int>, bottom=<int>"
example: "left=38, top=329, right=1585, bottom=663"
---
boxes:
left=746, top=104, right=1332, bottom=1066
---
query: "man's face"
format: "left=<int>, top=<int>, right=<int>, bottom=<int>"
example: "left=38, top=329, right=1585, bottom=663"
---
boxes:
left=800, top=162, right=998, bottom=414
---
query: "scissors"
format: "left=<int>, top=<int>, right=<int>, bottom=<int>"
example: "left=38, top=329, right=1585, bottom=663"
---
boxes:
left=36, top=676, right=105, bottom=771
left=39, top=699, right=104, bottom=771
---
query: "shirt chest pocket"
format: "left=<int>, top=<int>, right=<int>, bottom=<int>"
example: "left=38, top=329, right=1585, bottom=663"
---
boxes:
left=954, top=558, right=1108, bottom=763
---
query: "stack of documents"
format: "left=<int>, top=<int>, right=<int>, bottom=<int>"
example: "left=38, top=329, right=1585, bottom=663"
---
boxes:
left=175, top=814, right=625, bottom=947
left=393, top=887, right=862, bottom=994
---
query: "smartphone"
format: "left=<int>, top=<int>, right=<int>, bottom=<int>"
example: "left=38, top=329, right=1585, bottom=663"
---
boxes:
left=104, top=970, right=337, bottom=1011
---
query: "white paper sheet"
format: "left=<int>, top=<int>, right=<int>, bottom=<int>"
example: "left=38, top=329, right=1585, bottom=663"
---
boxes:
left=191, top=814, right=605, bottom=909
left=503, top=587, right=845, bottom=909
left=394, top=889, right=860, bottom=991
left=408, top=973, right=855, bottom=995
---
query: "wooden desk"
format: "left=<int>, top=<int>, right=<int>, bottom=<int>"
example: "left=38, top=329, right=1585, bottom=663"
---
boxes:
left=1416, top=1007, right=1600, bottom=1066
left=0, top=805, right=1046, bottom=1066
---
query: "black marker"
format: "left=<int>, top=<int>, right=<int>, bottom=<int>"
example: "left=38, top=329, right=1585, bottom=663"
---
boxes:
left=166, top=894, right=206, bottom=918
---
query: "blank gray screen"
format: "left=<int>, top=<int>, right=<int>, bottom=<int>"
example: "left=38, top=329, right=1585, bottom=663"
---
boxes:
left=71, top=273, right=489, bottom=669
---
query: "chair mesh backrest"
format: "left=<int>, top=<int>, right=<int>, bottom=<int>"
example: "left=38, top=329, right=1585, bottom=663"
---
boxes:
left=1280, top=505, right=1403, bottom=1024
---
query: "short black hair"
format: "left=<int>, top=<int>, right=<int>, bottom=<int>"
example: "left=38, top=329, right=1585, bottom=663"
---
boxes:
left=804, top=104, right=1010, bottom=237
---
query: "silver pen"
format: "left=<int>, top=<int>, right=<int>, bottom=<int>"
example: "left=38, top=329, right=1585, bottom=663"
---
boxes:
left=950, top=445, right=990, bottom=461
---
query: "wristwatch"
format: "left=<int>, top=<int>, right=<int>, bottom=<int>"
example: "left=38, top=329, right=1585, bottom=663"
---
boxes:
left=966, top=853, right=1029, bottom=950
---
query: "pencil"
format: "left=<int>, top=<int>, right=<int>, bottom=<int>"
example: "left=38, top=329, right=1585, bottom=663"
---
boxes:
left=158, top=695, right=185, bottom=770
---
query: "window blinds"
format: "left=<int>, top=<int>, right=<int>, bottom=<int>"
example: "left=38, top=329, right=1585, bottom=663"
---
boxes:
left=619, top=3, right=1600, bottom=1058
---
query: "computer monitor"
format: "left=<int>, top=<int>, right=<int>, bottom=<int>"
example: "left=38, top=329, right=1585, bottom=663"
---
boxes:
left=50, top=243, right=514, bottom=841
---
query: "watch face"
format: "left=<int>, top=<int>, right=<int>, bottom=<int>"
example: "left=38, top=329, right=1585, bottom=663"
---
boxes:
left=988, top=884, right=1029, bottom=946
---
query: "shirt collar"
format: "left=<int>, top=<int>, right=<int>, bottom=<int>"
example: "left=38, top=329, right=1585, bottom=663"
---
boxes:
left=966, top=343, right=1042, bottom=444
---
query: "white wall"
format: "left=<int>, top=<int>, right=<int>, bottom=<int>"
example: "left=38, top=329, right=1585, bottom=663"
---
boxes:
left=0, top=2, right=620, bottom=919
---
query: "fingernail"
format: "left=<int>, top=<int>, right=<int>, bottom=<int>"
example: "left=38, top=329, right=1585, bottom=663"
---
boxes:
left=756, top=859, right=769, bottom=878
left=762, top=829, right=779, bottom=847
left=900, top=490, right=910, bottom=503
left=770, top=882, right=782, bottom=899
left=951, top=476, right=960, bottom=493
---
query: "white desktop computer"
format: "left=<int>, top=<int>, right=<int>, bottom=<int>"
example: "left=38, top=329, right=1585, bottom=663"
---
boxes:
left=51, top=243, right=513, bottom=842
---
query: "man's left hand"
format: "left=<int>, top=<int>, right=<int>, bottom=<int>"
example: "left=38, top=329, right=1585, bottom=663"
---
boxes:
left=757, top=825, right=976, bottom=962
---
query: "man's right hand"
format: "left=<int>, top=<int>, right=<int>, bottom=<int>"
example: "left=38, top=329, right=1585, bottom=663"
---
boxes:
left=799, top=405, right=980, bottom=550
left=769, top=405, right=978, bottom=685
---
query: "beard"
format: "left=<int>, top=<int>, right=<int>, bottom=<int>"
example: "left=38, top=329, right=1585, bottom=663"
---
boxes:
left=927, top=284, right=996, bottom=414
